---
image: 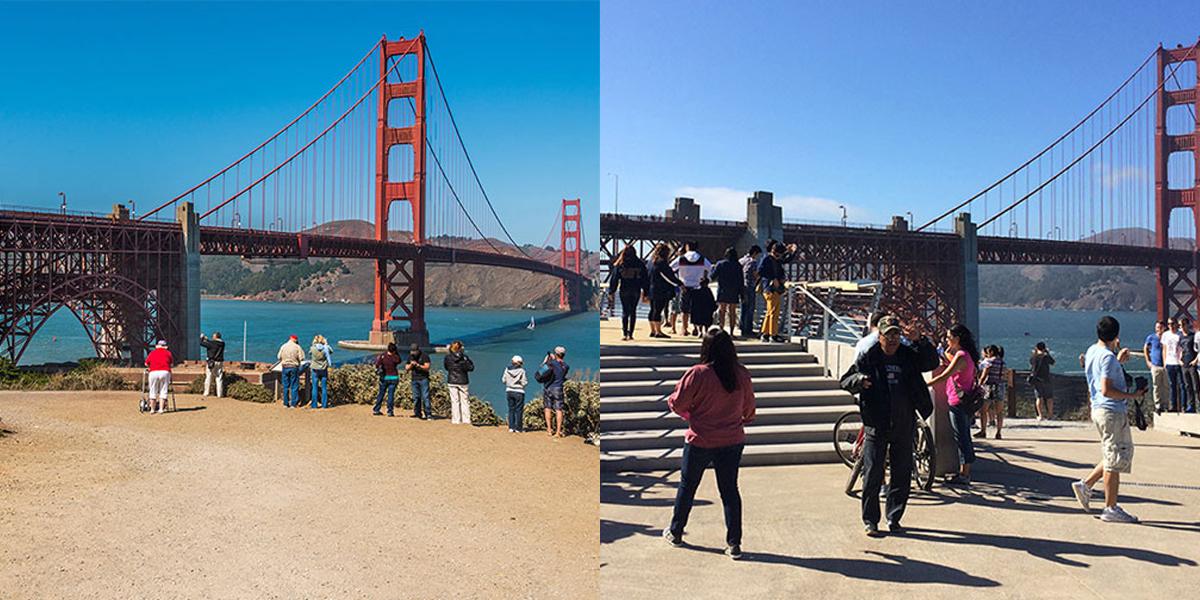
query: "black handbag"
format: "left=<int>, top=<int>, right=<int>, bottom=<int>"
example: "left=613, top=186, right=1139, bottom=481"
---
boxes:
left=952, top=378, right=987, bottom=414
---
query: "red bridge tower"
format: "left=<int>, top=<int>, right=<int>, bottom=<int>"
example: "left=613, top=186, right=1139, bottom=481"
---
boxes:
left=560, top=198, right=582, bottom=309
left=371, top=34, right=429, bottom=347
left=1155, top=41, right=1200, bottom=320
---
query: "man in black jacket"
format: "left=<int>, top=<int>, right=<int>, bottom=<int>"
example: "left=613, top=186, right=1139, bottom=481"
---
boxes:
left=840, top=316, right=935, bottom=537
left=199, top=332, right=226, bottom=398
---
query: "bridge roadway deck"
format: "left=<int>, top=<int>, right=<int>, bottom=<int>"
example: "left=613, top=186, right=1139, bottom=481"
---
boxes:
left=600, top=213, right=1195, bottom=268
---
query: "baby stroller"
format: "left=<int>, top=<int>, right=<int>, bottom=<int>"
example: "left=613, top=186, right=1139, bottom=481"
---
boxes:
left=140, top=368, right=177, bottom=413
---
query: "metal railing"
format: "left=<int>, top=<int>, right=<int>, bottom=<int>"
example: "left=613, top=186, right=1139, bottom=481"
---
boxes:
left=786, top=280, right=882, bottom=370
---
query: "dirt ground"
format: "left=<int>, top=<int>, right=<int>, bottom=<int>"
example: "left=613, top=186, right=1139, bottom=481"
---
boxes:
left=0, top=391, right=598, bottom=599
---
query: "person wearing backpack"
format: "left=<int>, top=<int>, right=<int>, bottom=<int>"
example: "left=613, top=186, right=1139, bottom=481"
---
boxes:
left=502, top=355, right=528, bottom=433
left=199, top=331, right=226, bottom=398
left=308, top=334, right=333, bottom=409
left=608, top=244, right=650, bottom=341
left=538, top=346, right=571, bottom=438
left=444, top=340, right=474, bottom=424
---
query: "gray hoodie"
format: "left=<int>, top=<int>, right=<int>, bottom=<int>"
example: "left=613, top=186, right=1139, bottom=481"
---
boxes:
left=502, top=365, right=528, bottom=394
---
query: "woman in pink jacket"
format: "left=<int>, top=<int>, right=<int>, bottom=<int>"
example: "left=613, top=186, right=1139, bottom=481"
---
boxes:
left=663, top=327, right=756, bottom=560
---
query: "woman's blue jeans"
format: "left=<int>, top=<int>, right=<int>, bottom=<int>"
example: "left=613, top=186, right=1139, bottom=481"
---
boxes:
left=309, top=369, right=328, bottom=408
left=374, top=378, right=397, bottom=415
left=948, top=404, right=976, bottom=465
left=506, top=391, right=525, bottom=431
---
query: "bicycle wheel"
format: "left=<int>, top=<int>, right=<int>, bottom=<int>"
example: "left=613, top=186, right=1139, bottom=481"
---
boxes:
left=844, top=454, right=864, bottom=496
left=832, top=411, right=863, bottom=468
left=913, top=420, right=937, bottom=491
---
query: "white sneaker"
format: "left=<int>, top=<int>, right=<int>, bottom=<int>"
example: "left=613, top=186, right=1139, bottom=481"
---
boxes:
left=1071, top=480, right=1091, bottom=511
left=1100, top=505, right=1139, bottom=523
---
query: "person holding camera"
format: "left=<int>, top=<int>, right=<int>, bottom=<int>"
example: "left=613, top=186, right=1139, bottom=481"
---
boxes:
left=536, top=346, right=570, bottom=437
left=199, top=331, right=225, bottom=398
left=1072, top=315, right=1147, bottom=523
left=405, top=343, right=432, bottom=419
left=444, top=340, right=474, bottom=425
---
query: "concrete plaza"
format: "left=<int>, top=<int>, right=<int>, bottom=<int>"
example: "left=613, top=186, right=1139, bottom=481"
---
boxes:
left=601, top=419, right=1200, bottom=599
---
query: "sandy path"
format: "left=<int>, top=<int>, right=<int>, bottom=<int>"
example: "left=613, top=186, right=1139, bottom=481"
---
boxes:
left=0, top=391, right=598, bottom=599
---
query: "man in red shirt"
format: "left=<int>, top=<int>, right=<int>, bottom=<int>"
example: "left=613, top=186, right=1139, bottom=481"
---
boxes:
left=144, top=340, right=173, bottom=414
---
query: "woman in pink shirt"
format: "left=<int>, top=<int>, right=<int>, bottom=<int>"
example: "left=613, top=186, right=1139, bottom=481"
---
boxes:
left=928, top=323, right=980, bottom=485
left=663, top=328, right=756, bottom=560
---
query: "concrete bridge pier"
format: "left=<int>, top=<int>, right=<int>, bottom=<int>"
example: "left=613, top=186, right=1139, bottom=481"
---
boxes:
left=178, top=202, right=201, bottom=361
left=742, top=190, right=783, bottom=252
left=955, top=212, right=980, bottom=338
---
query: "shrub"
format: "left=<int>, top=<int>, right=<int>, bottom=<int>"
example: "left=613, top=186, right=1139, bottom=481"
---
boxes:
left=327, top=364, right=500, bottom=425
left=185, top=372, right=247, bottom=394
left=44, top=362, right=128, bottom=391
left=227, top=380, right=273, bottom=403
left=0, top=358, right=50, bottom=390
left=523, top=377, right=599, bottom=439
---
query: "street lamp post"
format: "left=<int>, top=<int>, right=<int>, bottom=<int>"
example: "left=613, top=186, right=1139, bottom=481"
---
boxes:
left=607, top=172, right=619, bottom=213
left=839, top=205, right=847, bottom=227
left=905, top=211, right=913, bottom=226
left=58, top=192, right=66, bottom=214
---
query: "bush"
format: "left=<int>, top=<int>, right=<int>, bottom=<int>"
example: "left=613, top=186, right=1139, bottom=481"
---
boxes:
left=0, top=358, right=50, bottom=390
left=523, top=377, right=599, bottom=438
left=185, top=372, right=247, bottom=394
left=227, top=380, right=273, bottom=403
left=44, top=361, right=128, bottom=391
left=327, top=364, right=501, bottom=425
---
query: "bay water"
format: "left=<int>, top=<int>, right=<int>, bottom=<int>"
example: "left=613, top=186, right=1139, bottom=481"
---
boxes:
left=21, top=299, right=599, bottom=414
left=980, top=306, right=1155, bottom=377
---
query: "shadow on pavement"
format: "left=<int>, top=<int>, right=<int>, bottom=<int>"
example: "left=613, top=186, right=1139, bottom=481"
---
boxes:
left=684, top=547, right=1000, bottom=587
left=901, top=526, right=1199, bottom=568
left=602, top=471, right=714, bottom=509
left=171, top=406, right=208, bottom=413
left=601, top=519, right=660, bottom=544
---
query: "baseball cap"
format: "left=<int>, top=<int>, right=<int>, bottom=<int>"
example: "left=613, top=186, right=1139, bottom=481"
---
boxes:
left=156, top=340, right=168, bottom=348
left=511, top=355, right=523, bottom=364
left=410, top=343, right=420, bottom=352
left=554, top=346, right=566, bottom=357
left=878, top=316, right=902, bottom=335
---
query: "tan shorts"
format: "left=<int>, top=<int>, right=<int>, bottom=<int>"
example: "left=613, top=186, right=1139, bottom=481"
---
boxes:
left=1092, top=407, right=1133, bottom=473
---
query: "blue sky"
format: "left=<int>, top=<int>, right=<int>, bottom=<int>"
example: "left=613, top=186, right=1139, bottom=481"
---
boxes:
left=600, top=0, right=1198, bottom=226
left=0, top=1, right=598, bottom=249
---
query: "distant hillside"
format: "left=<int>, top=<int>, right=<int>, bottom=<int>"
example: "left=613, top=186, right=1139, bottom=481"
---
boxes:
left=980, top=227, right=1192, bottom=311
left=201, top=220, right=599, bottom=309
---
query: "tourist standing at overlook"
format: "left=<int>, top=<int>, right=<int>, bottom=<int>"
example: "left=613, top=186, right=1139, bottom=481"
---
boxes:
left=647, top=243, right=684, bottom=339
left=373, top=343, right=402, bottom=417
left=840, top=316, right=934, bottom=537
left=756, top=240, right=797, bottom=343
left=737, top=245, right=762, bottom=339
left=1162, top=318, right=1184, bottom=412
left=712, top=246, right=744, bottom=335
left=608, top=245, right=650, bottom=341
left=145, top=340, right=174, bottom=414
left=308, top=335, right=333, bottom=409
left=928, top=323, right=979, bottom=486
left=277, top=334, right=305, bottom=408
left=199, top=331, right=225, bottom=398
left=1073, top=315, right=1146, bottom=523
left=539, top=346, right=570, bottom=438
left=1143, top=321, right=1166, bottom=413
left=502, top=355, right=527, bottom=433
left=444, top=340, right=474, bottom=424
left=1029, top=341, right=1056, bottom=420
left=1181, top=318, right=1198, bottom=413
left=976, top=345, right=1006, bottom=440
left=670, top=241, right=713, bottom=337
left=406, top=343, right=433, bottom=419
left=664, top=328, right=755, bottom=559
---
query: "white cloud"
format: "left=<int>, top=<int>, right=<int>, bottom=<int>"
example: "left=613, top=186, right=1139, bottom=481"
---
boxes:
left=1092, top=164, right=1148, bottom=190
left=670, top=186, right=869, bottom=223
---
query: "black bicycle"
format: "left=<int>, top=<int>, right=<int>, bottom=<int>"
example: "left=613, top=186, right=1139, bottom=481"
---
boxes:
left=833, top=410, right=936, bottom=495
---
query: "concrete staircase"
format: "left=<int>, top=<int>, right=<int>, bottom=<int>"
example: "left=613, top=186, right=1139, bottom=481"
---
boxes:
left=601, top=341, right=856, bottom=471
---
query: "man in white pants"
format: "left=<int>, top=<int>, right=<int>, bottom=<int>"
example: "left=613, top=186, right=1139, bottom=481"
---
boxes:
left=144, top=340, right=174, bottom=414
left=200, top=332, right=225, bottom=398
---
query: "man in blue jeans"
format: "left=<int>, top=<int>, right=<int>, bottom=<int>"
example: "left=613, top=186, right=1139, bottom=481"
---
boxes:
left=277, top=334, right=305, bottom=408
left=405, top=343, right=432, bottom=419
left=542, top=346, right=571, bottom=437
left=737, top=245, right=762, bottom=339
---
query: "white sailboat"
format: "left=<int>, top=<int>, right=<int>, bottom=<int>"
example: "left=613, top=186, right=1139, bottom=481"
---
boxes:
left=527, top=316, right=536, bottom=330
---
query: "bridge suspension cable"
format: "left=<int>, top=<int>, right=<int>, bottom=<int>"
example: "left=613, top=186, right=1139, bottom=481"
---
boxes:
left=916, top=47, right=1157, bottom=233
left=978, top=42, right=1198, bottom=232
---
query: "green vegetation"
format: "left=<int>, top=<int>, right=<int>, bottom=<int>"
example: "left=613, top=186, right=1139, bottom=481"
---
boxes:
left=200, top=256, right=343, bottom=297
left=327, top=365, right=502, bottom=425
left=522, top=377, right=600, bottom=438
left=0, top=358, right=128, bottom=391
left=979, top=265, right=1152, bottom=310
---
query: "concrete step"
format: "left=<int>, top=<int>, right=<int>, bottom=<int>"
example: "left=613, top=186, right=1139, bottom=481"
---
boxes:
left=600, top=352, right=815, bottom=369
left=599, top=342, right=804, bottom=357
left=599, top=404, right=856, bottom=432
left=600, top=388, right=854, bottom=413
left=601, top=375, right=841, bottom=397
left=600, top=362, right=824, bottom=383
left=600, top=441, right=841, bottom=471
left=600, top=422, right=834, bottom=451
